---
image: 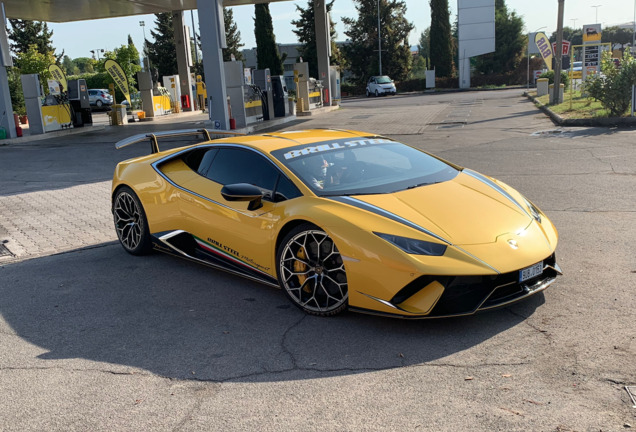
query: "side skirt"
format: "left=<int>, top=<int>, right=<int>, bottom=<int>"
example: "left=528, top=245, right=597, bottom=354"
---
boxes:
left=151, top=230, right=279, bottom=288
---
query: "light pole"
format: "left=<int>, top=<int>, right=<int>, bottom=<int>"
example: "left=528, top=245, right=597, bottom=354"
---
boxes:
left=571, top=18, right=578, bottom=29
left=527, top=26, right=547, bottom=89
left=592, top=5, right=602, bottom=23
left=90, top=49, right=104, bottom=60
left=377, top=0, right=382, bottom=76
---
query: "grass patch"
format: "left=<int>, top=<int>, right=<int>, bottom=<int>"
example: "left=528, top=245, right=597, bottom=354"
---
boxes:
left=533, top=89, right=612, bottom=118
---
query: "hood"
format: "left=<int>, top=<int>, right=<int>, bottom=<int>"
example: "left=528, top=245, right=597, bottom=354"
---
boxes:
left=352, top=171, right=532, bottom=245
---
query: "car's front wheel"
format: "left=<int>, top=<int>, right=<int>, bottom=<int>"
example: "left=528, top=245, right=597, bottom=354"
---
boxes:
left=277, top=224, right=348, bottom=316
left=374, top=90, right=379, bottom=97
left=113, top=186, right=152, bottom=255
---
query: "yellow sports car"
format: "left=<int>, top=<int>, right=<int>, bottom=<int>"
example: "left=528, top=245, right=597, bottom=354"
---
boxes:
left=112, top=129, right=561, bottom=318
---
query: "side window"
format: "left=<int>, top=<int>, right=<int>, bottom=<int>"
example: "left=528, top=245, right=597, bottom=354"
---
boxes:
left=274, top=174, right=302, bottom=201
left=182, top=148, right=218, bottom=176
left=206, top=148, right=279, bottom=192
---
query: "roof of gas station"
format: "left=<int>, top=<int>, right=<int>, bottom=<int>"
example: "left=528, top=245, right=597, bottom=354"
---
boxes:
left=3, top=0, right=274, bottom=22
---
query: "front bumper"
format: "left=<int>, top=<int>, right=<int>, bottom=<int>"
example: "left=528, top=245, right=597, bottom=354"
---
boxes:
left=351, top=254, right=561, bottom=318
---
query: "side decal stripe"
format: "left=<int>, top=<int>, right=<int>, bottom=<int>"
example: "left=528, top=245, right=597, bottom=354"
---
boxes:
left=327, top=196, right=500, bottom=274
left=463, top=170, right=531, bottom=217
left=193, top=236, right=273, bottom=278
left=327, top=196, right=451, bottom=244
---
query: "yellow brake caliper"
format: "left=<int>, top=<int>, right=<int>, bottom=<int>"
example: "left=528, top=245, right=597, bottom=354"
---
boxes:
left=294, top=247, right=311, bottom=292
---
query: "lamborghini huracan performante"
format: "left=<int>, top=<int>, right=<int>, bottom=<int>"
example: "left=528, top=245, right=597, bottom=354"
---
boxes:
left=112, top=129, right=561, bottom=318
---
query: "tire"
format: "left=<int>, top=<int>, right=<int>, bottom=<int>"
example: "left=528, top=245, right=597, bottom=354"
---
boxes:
left=113, top=186, right=152, bottom=255
left=374, top=90, right=379, bottom=97
left=277, top=223, right=348, bottom=316
left=366, top=90, right=370, bottom=97
left=96, top=100, right=103, bottom=108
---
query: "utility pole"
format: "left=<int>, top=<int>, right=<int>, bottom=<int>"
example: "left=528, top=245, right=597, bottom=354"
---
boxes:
left=377, top=0, right=382, bottom=75
left=552, top=0, right=565, bottom=105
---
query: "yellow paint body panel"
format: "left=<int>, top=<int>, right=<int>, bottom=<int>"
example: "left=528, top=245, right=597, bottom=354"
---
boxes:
left=112, top=129, right=559, bottom=318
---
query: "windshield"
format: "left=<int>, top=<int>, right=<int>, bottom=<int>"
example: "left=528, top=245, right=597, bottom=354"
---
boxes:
left=272, top=138, right=459, bottom=196
left=376, top=76, right=392, bottom=84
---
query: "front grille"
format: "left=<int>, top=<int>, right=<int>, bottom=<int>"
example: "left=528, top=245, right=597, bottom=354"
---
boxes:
left=393, top=253, right=557, bottom=317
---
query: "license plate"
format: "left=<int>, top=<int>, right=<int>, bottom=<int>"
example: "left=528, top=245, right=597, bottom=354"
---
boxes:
left=519, top=262, right=543, bottom=282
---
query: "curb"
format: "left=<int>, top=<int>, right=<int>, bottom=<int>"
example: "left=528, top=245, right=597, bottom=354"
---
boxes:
left=524, top=92, right=636, bottom=127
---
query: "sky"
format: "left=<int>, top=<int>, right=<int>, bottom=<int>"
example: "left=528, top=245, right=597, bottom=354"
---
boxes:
left=47, top=0, right=636, bottom=60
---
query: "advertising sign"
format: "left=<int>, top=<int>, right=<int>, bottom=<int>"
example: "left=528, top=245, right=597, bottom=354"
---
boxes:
left=48, top=64, right=67, bottom=91
left=552, top=40, right=571, bottom=56
left=583, top=24, right=602, bottom=44
left=105, top=59, right=131, bottom=104
left=535, top=32, right=554, bottom=71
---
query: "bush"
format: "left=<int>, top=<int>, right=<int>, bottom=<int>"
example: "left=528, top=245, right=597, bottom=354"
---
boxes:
left=585, top=51, right=636, bottom=117
left=538, top=70, right=570, bottom=90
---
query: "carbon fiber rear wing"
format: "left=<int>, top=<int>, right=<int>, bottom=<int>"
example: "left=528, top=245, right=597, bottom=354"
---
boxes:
left=115, top=129, right=246, bottom=154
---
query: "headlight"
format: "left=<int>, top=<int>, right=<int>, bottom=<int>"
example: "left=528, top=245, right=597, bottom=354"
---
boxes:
left=374, top=232, right=447, bottom=256
left=522, top=197, right=542, bottom=223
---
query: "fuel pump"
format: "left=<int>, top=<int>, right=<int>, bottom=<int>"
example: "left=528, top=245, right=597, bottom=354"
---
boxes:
left=20, top=74, right=45, bottom=135
left=67, top=79, right=92, bottom=127
left=224, top=61, right=262, bottom=128
left=253, top=69, right=274, bottom=121
left=271, top=76, right=289, bottom=117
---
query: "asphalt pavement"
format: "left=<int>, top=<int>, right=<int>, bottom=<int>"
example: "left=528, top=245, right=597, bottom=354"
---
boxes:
left=0, top=89, right=635, bottom=431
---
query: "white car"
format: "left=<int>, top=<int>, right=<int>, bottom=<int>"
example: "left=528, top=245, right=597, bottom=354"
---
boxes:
left=366, top=76, right=397, bottom=97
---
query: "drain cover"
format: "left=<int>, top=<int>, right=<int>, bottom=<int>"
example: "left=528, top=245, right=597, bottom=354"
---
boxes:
left=0, top=242, right=14, bottom=258
left=626, top=386, right=636, bottom=408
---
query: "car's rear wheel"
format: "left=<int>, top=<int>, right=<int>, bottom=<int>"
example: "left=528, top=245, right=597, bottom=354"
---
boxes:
left=277, top=224, right=348, bottom=316
left=366, top=89, right=370, bottom=97
left=113, top=186, right=152, bottom=255
left=96, top=100, right=103, bottom=107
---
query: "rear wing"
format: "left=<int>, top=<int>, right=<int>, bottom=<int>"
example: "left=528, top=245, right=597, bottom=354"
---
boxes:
left=115, top=129, right=246, bottom=154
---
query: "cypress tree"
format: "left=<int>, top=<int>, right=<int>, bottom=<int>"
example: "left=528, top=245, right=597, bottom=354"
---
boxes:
left=254, top=3, right=284, bottom=75
left=429, top=0, right=453, bottom=77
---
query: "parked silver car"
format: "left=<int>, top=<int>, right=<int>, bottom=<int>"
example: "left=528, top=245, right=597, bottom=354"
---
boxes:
left=88, top=89, right=113, bottom=108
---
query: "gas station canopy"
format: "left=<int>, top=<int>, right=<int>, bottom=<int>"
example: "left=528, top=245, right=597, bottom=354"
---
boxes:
left=3, top=0, right=281, bottom=22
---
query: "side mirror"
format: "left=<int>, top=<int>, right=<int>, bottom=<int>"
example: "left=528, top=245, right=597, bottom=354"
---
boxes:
left=221, top=183, right=263, bottom=211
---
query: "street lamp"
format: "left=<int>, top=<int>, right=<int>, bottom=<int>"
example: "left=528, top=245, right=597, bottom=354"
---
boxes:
left=139, top=20, right=146, bottom=42
left=90, top=49, right=104, bottom=60
left=571, top=18, right=578, bottom=29
left=592, top=5, right=602, bottom=23
left=527, top=26, right=547, bottom=89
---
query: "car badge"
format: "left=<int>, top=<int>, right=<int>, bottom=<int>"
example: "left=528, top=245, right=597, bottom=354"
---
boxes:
left=507, top=239, right=519, bottom=250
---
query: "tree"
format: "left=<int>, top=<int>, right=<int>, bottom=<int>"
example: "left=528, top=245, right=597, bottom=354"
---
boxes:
left=16, top=44, right=56, bottom=77
left=418, top=27, right=430, bottom=69
left=223, top=8, right=245, bottom=62
left=73, top=57, right=96, bottom=74
left=342, top=0, right=414, bottom=83
left=62, top=55, right=78, bottom=75
left=474, top=0, right=524, bottom=75
left=104, top=43, right=142, bottom=97
left=7, top=20, right=56, bottom=57
left=291, top=0, right=344, bottom=79
left=147, top=12, right=178, bottom=79
left=254, top=3, right=284, bottom=75
left=429, top=0, right=453, bottom=77
left=586, top=51, right=636, bottom=116
left=550, top=26, right=582, bottom=47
